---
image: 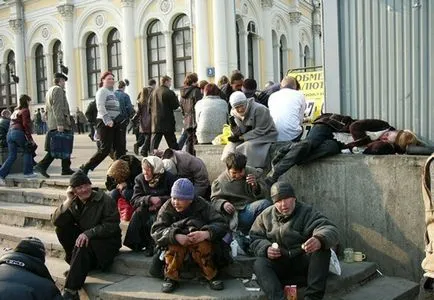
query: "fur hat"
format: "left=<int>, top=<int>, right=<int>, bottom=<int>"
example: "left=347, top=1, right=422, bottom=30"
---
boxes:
left=70, top=170, right=91, bottom=188
left=107, top=159, right=130, bottom=183
left=270, top=182, right=296, bottom=203
left=171, top=178, right=195, bottom=200
left=229, top=91, right=248, bottom=108
left=14, top=237, right=46, bottom=262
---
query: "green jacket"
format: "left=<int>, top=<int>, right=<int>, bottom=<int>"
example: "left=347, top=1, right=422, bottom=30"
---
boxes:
left=250, top=201, right=339, bottom=257
left=52, top=189, right=121, bottom=245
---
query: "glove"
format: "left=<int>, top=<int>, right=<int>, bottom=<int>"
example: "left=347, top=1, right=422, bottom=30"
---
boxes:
left=228, top=135, right=241, bottom=143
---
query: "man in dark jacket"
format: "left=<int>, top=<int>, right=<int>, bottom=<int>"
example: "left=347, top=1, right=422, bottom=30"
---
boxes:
left=151, top=178, right=229, bottom=293
left=114, top=80, right=134, bottom=156
left=150, top=75, right=179, bottom=151
left=52, top=171, right=121, bottom=300
left=0, top=237, right=62, bottom=300
left=0, top=109, right=11, bottom=148
left=250, top=182, right=339, bottom=300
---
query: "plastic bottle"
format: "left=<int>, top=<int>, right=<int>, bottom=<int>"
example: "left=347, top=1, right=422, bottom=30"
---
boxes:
left=230, top=240, right=238, bottom=257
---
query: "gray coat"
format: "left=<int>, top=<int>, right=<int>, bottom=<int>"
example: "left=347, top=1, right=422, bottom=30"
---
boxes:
left=222, top=98, right=277, bottom=168
left=45, top=85, right=71, bottom=131
left=250, top=201, right=339, bottom=257
left=195, top=96, right=228, bottom=144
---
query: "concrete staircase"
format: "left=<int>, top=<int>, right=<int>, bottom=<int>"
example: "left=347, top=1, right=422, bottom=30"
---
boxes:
left=0, top=175, right=420, bottom=300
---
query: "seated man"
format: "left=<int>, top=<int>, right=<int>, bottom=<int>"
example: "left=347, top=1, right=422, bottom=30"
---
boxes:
left=250, top=182, right=339, bottom=300
left=211, top=152, right=271, bottom=234
left=151, top=178, right=228, bottom=293
left=158, top=148, right=211, bottom=198
left=0, top=237, right=62, bottom=299
left=52, top=171, right=122, bottom=300
left=221, top=91, right=277, bottom=168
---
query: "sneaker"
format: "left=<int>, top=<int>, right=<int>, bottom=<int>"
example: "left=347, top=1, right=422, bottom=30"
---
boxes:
left=208, top=279, right=224, bottom=290
left=161, top=278, right=178, bottom=293
left=61, top=169, right=75, bottom=176
left=61, top=289, right=80, bottom=300
left=24, top=173, right=37, bottom=178
left=0, top=177, right=5, bottom=186
left=34, top=165, right=50, bottom=178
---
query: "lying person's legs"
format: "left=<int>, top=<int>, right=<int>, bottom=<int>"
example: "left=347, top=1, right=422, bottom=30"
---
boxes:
left=238, top=200, right=272, bottom=234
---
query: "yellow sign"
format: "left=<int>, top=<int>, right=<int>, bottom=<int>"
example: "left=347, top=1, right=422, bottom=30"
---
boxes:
left=287, top=70, right=324, bottom=121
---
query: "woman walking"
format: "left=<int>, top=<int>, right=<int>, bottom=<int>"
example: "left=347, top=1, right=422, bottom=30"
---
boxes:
left=80, top=71, right=123, bottom=174
left=0, top=95, right=37, bottom=185
left=133, top=87, right=153, bottom=157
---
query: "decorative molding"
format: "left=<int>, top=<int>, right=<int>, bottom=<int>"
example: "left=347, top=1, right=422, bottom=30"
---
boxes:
left=276, top=19, right=281, bottom=31
left=0, top=37, right=4, bottom=51
left=121, top=0, right=134, bottom=8
left=261, top=0, right=273, bottom=8
left=241, top=3, right=248, bottom=15
left=313, top=24, right=321, bottom=35
left=289, top=12, right=302, bottom=24
left=8, top=19, right=23, bottom=34
left=57, top=4, right=74, bottom=20
left=159, top=0, right=173, bottom=15
left=41, top=26, right=50, bottom=40
left=95, top=13, right=105, bottom=28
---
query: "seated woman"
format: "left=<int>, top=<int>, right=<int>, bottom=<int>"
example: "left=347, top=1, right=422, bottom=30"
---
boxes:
left=345, top=119, right=421, bottom=154
left=221, top=91, right=277, bottom=168
left=123, top=156, right=176, bottom=256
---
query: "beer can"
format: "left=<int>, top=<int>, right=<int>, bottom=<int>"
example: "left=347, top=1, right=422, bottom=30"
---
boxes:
left=284, top=285, right=297, bottom=300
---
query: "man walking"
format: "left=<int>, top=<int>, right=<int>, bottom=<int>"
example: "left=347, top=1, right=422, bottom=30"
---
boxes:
left=150, top=75, right=179, bottom=151
left=114, top=80, right=134, bottom=156
left=35, top=73, right=74, bottom=178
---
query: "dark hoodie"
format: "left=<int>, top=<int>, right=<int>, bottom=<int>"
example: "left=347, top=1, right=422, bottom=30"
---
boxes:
left=179, top=85, right=202, bottom=130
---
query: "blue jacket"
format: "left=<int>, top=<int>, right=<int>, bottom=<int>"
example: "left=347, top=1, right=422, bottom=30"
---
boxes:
left=114, top=89, right=134, bottom=123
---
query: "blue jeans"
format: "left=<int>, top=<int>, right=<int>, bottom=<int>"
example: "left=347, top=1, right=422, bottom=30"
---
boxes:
left=238, top=199, right=271, bottom=233
left=0, top=129, right=33, bottom=178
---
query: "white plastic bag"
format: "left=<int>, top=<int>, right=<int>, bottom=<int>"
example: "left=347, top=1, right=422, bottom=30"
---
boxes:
left=329, top=249, right=342, bottom=275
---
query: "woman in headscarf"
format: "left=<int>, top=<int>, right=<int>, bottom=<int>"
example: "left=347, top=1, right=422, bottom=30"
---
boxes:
left=123, top=156, right=176, bottom=256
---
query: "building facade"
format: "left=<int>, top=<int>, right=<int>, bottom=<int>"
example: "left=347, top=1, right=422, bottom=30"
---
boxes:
left=0, top=0, right=321, bottom=112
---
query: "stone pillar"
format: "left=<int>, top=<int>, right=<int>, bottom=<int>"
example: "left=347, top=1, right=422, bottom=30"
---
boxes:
left=226, top=0, right=238, bottom=72
left=163, top=30, right=174, bottom=79
left=289, top=12, right=301, bottom=68
left=239, top=30, right=248, bottom=76
left=313, top=24, right=322, bottom=66
left=194, top=0, right=209, bottom=80
left=212, top=0, right=228, bottom=80
left=9, top=19, right=26, bottom=96
left=121, top=0, right=137, bottom=104
left=45, top=50, right=53, bottom=86
left=273, top=40, right=280, bottom=82
left=261, top=0, right=274, bottom=83
left=99, top=42, right=108, bottom=73
left=57, top=4, right=77, bottom=111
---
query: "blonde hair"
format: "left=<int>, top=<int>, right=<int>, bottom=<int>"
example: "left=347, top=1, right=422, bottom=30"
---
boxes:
left=395, top=130, right=420, bottom=151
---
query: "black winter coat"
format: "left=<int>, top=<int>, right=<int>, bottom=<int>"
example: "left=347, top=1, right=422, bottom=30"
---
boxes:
left=130, top=172, right=176, bottom=209
left=150, top=85, right=179, bottom=133
left=0, top=252, right=62, bottom=300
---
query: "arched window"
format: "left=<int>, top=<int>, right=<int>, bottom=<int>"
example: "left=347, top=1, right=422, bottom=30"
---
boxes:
left=247, top=21, right=256, bottom=79
left=52, top=40, right=62, bottom=73
left=304, top=45, right=310, bottom=68
left=0, top=51, right=17, bottom=108
left=86, top=33, right=100, bottom=98
left=236, top=22, right=240, bottom=71
left=299, top=43, right=303, bottom=67
left=279, top=38, right=284, bottom=80
left=107, top=28, right=122, bottom=81
left=172, top=14, right=191, bottom=88
left=35, top=44, right=47, bottom=104
left=147, top=20, right=166, bottom=83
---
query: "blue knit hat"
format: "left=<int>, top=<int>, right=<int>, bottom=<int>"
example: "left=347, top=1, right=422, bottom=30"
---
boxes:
left=171, top=178, right=195, bottom=200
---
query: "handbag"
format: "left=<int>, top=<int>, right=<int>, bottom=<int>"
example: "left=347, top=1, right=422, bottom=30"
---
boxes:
left=117, top=197, right=134, bottom=221
left=49, top=131, right=74, bottom=159
left=24, top=140, right=37, bottom=153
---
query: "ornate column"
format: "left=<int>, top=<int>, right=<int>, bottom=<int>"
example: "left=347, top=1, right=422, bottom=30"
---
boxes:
left=99, top=42, right=108, bottom=73
left=121, top=0, right=137, bottom=103
left=212, top=0, right=228, bottom=80
left=194, top=0, right=209, bottom=80
left=9, top=19, right=26, bottom=96
left=226, top=0, right=238, bottom=72
left=289, top=11, right=301, bottom=68
left=272, top=40, right=280, bottom=82
left=261, top=0, right=274, bottom=83
left=45, top=50, right=53, bottom=86
left=239, top=30, right=248, bottom=76
left=313, top=24, right=322, bottom=66
left=57, top=4, right=77, bottom=111
left=163, top=30, right=174, bottom=79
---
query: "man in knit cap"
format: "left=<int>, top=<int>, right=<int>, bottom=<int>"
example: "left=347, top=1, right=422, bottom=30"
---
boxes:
left=52, top=171, right=121, bottom=300
left=151, top=178, right=229, bottom=293
left=0, top=237, right=62, bottom=299
left=250, top=182, right=339, bottom=300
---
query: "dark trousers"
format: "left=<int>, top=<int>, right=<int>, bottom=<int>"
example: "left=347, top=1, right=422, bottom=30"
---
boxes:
left=55, top=225, right=119, bottom=290
left=135, top=133, right=151, bottom=156
left=268, top=125, right=340, bottom=181
left=254, top=249, right=331, bottom=300
left=123, top=205, right=156, bottom=251
left=118, top=122, right=128, bottom=157
left=178, top=128, right=196, bottom=156
left=38, top=152, right=71, bottom=172
left=83, top=120, right=124, bottom=171
left=151, top=132, right=178, bottom=151
left=77, top=122, right=84, bottom=134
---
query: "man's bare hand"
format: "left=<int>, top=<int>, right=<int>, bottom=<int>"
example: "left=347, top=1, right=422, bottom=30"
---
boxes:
left=187, top=231, right=210, bottom=244
left=75, top=233, right=89, bottom=248
left=57, top=125, right=64, bottom=132
left=267, top=246, right=282, bottom=260
left=223, top=202, right=235, bottom=215
left=175, top=234, right=190, bottom=246
left=246, top=174, right=257, bottom=189
left=303, top=237, right=321, bottom=253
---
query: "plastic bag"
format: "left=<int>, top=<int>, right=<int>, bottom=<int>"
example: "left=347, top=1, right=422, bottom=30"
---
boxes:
left=329, top=249, right=342, bottom=275
left=212, top=124, right=231, bottom=145
left=117, top=197, right=134, bottom=221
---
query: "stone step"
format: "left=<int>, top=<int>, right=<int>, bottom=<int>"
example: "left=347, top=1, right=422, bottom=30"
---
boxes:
left=2, top=175, right=106, bottom=190
left=0, top=201, right=56, bottom=229
left=0, top=186, right=67, bottom=206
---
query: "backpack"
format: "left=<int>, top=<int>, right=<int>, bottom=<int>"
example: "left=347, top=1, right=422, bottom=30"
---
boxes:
left=85, top=100, right=97, bottom=123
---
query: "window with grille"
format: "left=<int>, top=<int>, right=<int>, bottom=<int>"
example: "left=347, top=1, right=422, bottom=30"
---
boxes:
left=107, top=29, right=122, bottom=82
left=35, top=44, right=47, bottom=104
left=172, top=14, right=192, bottom=88
left=147, top=20, right=166, bottom=84
left=86, top=33, right=100, bottom=98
